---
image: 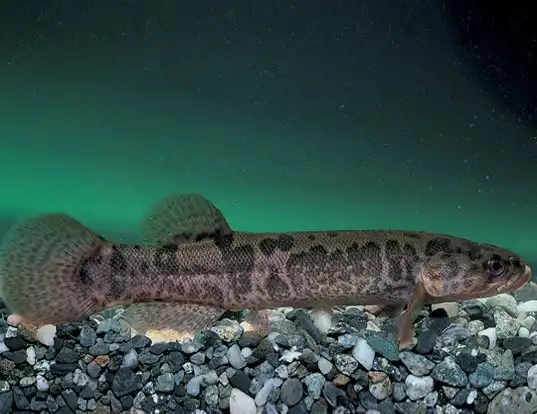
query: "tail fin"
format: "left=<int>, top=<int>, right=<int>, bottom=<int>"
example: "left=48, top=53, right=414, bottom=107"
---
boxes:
left=0, top=213, right=105, bottom=325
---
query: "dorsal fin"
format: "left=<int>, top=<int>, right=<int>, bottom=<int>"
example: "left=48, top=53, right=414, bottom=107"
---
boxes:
left=140, top=193, right=232, bottom=247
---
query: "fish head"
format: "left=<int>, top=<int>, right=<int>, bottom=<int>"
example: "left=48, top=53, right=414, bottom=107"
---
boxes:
left=419, top=239, right=531, bottom=302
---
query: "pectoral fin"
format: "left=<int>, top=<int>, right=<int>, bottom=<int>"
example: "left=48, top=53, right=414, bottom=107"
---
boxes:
left=395, top=282, right=427, bottom=348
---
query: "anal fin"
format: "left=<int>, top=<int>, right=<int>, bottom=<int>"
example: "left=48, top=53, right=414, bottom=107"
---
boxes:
left=120, top=302, right=224, bottom=343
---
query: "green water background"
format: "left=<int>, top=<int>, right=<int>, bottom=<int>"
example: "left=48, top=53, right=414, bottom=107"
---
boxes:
left=0, top=1, right=535, bottom=276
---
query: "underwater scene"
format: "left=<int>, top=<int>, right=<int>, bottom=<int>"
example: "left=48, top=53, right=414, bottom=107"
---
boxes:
left=1, top=1, right=536, bottom=413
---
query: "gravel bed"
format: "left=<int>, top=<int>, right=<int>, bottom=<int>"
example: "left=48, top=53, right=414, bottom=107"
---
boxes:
left=1, top=282, right=537, bottom=414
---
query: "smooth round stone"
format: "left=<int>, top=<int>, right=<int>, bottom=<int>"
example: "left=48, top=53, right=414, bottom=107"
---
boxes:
left=519, top=327, right=531, bottom=338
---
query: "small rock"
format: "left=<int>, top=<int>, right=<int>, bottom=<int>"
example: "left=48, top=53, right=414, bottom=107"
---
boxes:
left=280, top=378, right=304, bottom=406
left=352, top=338, right=375, bottom=370
left=229, top=388, right=256, bottom=414
left=333, top=354, right=359, bottom=376
left=227, top=344, right=247, bottom=369
left=488, top=386, right=537, bottom=414
left=487, top=294, right=518, bottom=317
left=518, top=300, right=537, bottom=314
left=405, top=375, right=434, bottom=400
left=399, top=351, right=435, bottom=376
left=432, top=357, right=468, bottom=387
left=527, top=365, right=537, bottom=390
left=369, top=372, right=392, bottom=400
left=493, top=308, right=520, bottom=339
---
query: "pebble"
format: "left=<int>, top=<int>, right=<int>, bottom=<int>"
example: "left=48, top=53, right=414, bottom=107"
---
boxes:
left=352, top=338, right=375, bottom=370
left=405, top=375, right=434, bottom=400
left=527, top=364, right=537, bottom=390
left=399, top=351, right=435, bottom=376
left=280, top=378, right=304, bottom=406
left=229, top=388, right=256, bottom=414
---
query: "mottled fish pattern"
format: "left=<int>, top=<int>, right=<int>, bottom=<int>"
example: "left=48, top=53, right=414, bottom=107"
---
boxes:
left=0, top=194, right=531, bottom=347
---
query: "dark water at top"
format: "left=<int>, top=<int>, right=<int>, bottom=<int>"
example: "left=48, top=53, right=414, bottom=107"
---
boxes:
left=1, top=0, right=536, bottom=275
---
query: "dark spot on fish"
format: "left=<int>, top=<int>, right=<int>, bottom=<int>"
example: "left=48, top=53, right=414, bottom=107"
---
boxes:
left=172, top=232, right=192, bottom=244
left=360, top=242, right=382, bottom=260
left=110, top=246, right=128, bottom=272
left=425, top=238, right=452, bottom=256
left=140, top=261, right=149, bottom=273
left=266, top=265, right=289, bottom=293
left=162, top=243, right=179, bottom=250
left=385, top=239, right=400, bottom=255
left=440, top=253, right=452, bottom=260
left=403, top=232, right=422, bottom=239
left=402, top=244, right=419, bottom=280
left=214, top=233, right=234, bottom=249
left=277, top=234, right=294, bottom=251
left=79, top=262, right=91, bottom=284
left=386, top=239, right=404, bottom=281
left=287, top=244, right=329, bottom=270
left=345, top=241, right=382, bottom=277
left=307, top=234, right=316, bottom=241
left=225, top=245, right=255, bottom=295
left=109, top=276, right=126, bottom=300
left=327, top=231, right=339, bottom=238
left=403, top=243, right=417, bottom=256
left=259, top=238, right=278, bottom=257
left=329, top=248, right=345, bottom=266
left=194, top=232, right=208, bottom=241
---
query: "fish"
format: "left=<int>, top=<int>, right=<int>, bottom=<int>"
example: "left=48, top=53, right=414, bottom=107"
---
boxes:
left=0, top=193, right=531, bottom=347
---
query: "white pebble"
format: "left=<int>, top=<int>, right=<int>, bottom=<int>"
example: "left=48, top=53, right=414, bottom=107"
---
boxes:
left=478, top=327, right=497, bottom=349
left=352, top=338, right=375, bottom=370
left=186, top=376, right=201, bottom=396
left=255, top=378, right=282, bottom=406
left=241, top=347, right=253, bottom=359
left=318, top=357, right=334, bottom=375
left=227, top=344, right=247, bottom=369
left=230, top=388, right=256, bottom=414
left=279, top=350, right=302, bottom=363
left=528, top=365, right=537, bottom=390
left=310, top=309, right=332, bottom=334
left=0, top=337, right=7, bottom=354
left=366, top=321, right=381, bottom=331
left=467, top=320, right=485, bottom=335
left=25, top=347, right=36, bottom=365
left=36, top=325, right=56, bottom=346
left=518, top=300, right=537, bottom=314
left=404, top=375, right=434, bottom=400
left=466, top=389, right=478, bottom=404
left=523, top=316, right=536, bottom=330
left=36, top=375, right=49, bottom=392
left=519, top=327, right=531, bottom=338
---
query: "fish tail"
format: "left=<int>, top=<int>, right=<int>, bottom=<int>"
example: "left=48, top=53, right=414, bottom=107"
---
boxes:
left=0, top=213, right=105, bottom=326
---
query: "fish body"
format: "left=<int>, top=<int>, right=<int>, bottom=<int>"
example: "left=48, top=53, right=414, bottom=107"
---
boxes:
left=0, top=194, right=531, bottom=347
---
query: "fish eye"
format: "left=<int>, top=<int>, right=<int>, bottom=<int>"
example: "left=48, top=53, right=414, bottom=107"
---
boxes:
left=487, top=259, right=505, bottom=277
